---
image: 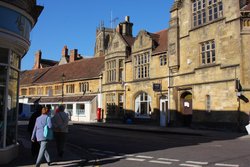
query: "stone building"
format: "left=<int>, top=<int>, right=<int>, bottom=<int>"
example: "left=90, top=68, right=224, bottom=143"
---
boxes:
left=0, top=0, right=43, bottom=164
left=167, top=0, right=250, bottom=130
left=19, top=0, right=250, bottom=132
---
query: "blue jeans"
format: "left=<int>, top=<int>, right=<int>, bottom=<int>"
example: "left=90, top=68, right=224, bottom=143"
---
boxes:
left=36, top=141, right=51, bottom=167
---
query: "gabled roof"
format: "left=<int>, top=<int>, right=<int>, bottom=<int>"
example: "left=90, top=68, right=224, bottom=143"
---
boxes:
left=40, top=59, right=58, bottom=68
left=150, top=29, right=168, bottom=54
left=20, top=68, right=51, bottom=86
left=121, top=35, right=135, bottom=47
left=20, top=56, right=105, bottom=86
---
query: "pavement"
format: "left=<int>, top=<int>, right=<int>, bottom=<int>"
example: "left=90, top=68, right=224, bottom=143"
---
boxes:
left=4, top=121, right=248, bottom=167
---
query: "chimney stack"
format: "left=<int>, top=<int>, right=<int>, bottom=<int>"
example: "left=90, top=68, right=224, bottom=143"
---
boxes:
left=33, top=50, right=42, bottom=69
left=117, top=16, right=133, bottom=37
left=70, top=49, right=78, bottom=62
left=62, top=45, right=68, bottom=57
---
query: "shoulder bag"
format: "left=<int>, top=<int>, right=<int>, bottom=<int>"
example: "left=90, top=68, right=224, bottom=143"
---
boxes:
left=44, top=116, right=53, bottom=140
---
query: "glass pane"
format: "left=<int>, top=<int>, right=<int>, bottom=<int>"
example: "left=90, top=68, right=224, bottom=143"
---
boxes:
left=0, top=47, right=9, bottom=64
left=140, top=102, right=147, bottom=115
left=207, top=52, right=211, bottom=63
left=6, top=68, right=18, bottom=146
left=0, top=66, right=6, bottom=148
left=0, top=6, right=31, bottom=39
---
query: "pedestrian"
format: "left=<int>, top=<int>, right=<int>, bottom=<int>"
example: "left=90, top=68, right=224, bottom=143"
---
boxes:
left=31, top=106, right=52, bottom=167
left=28, top=105, right=42, bottom=158
left=52, top=105, right=69, bottom=157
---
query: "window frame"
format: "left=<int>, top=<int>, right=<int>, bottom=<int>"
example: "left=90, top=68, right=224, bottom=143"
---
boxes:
left=134, top=92, right=152, bottom=118
left=201, top=40, right=216, bottom=65
left=192, top=0, right=223, bottom=28
left=134, top=52, right=150, bottom=80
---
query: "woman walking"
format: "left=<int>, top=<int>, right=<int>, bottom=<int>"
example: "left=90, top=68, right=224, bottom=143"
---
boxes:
left=31, top=106, right=52, bottom=167
left=52, top=105, right=69, bottom=157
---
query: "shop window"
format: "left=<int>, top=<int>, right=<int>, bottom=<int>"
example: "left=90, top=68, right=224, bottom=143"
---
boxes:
left=135, top=92, right=152, bottom=118
left=76, top=104, right=85, bottom=115
left=106, top=93, right=116, bottom=115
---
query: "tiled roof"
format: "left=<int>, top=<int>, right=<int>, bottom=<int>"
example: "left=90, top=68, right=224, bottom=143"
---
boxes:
left=122, top=35, right=135, bottom=47
left=152, top=29, right=168, bottom=54
left=241, top=2, right=250, bottom=11
left=28, top=95, right=96, bottom=103
left=20, top=68, right=51, bottom=86
left=20, top=56, right=105, bottom=86
left=40, top=59, right=58, bottom=68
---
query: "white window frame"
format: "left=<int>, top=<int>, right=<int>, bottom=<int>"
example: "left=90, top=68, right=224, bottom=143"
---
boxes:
left=135, top=92, right=152, bottom=118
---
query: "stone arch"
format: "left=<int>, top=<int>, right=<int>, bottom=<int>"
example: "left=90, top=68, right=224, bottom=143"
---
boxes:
left=180, top=91, right=193, bottom=126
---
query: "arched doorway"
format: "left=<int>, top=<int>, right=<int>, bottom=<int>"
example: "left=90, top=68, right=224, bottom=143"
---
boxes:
left=180, top=92, right=192, bottom=126
left=160, top=95, right=168, bottom=127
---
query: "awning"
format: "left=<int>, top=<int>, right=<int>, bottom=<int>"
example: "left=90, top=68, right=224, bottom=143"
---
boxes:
left=27, top=95, right=96, bottom=103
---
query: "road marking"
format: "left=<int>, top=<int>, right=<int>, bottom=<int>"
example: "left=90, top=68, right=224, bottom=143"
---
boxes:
left=215, top=163, right=239, bottom=167
left=158, top=158, right=180, bottom=162
left=88, top=156, right=124, bottom=163
left=136, top=155, right=153, bottom=159
left=126, top=158, right=145, bottom=162
left=186, top=161, right=209, bottom=165
left=149, top=160, right=172, bottom=165
left=179, top=164, right=202, bottom=167
left=124, top=154, right=136, bottom=157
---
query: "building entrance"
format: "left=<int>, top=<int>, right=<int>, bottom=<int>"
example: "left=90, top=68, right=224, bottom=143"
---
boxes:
left=181, top=92, right=192, bottom=126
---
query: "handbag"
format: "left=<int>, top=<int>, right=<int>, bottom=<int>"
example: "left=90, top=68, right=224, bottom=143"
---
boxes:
left=245, top=124, right=250, bottom=135
left=43, top=116, right=53, bottom=140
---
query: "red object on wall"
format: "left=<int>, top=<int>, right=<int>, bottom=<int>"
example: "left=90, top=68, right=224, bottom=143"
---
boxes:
left=97, top=108, right=101, bottom=121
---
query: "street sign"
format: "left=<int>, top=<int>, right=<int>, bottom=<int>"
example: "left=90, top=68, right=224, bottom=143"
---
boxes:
left=153, top=83, right=161, bottom=92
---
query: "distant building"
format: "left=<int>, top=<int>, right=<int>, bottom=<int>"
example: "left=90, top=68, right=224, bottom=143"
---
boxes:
left=19, top=48, right=104, bottom=122
left=20, top=0, right=250, bottom=132
left=0, top=0, right=43, bottom=164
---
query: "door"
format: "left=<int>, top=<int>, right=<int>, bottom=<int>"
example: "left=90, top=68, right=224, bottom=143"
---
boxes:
left=181, top=92, right=193, bottom=126
left=160, top=98, right=168, bottom=127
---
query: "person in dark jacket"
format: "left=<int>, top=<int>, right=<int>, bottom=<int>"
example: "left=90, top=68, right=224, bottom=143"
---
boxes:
left=52, top=105, right=69, bottom=157
left=28, top=105, right=42, bottom=157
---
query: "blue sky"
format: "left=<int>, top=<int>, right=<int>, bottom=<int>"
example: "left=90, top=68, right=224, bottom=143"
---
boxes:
left=22, top=0, right=174, bottom=70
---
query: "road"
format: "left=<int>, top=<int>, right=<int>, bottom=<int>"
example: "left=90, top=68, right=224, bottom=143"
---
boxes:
left=67, top=125, right=250, bottom=167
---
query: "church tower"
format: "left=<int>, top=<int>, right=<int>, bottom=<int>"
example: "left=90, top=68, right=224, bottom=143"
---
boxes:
left=94, top=21, right=114, bottom=57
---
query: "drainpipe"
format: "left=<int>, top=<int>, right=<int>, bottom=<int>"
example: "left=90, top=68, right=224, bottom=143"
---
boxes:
left=167, top=67, right=171, bottom=126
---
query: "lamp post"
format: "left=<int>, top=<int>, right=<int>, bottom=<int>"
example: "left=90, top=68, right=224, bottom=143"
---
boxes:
left=61, top=73, right=65, bottom=104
